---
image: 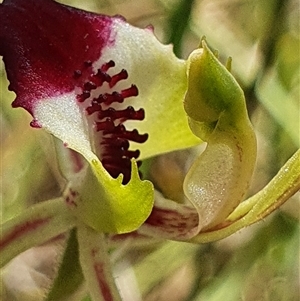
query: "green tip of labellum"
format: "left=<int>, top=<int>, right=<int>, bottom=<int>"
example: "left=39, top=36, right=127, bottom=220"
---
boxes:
left=65, top=158, right=154, bottom=234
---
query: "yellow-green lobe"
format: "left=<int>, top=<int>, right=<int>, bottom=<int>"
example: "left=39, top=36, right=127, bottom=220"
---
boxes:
left=183, top=41, right=257, bottom=230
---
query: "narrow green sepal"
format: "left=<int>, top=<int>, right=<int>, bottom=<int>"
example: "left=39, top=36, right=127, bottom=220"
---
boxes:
left=46, top=230, right=83, bottom=301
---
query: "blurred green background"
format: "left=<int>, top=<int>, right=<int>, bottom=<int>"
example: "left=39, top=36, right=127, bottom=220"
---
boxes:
left=0, top=0, right=299, bottom=300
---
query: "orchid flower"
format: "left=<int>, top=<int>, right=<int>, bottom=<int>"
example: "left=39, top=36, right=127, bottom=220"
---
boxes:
left=1, top=0, right=299, bottom=300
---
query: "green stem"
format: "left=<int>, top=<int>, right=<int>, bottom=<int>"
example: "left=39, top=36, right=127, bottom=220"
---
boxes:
left=0, top=197, right=76, bottom=267
left=166, top=0, right=195, bottom=57
left=77, top=224, right=122, bottom=301
left=237, top=148, right=300, bottom=221
left=191, top=149, right=300, bottom=243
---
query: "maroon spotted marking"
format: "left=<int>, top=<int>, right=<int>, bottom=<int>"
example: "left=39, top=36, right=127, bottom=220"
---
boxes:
left=121, top=85, right=138, bottom=98
left=65, top=188, right=79, bottom=207
left=77, top=91, right=91, bottom=103
left=101, top=60, right=115, bottom=72
left=109, top=69, right=128, bottom=88
left=75, top=60, right=148, bottom=184
left=145, top=207, right=199, bottom=232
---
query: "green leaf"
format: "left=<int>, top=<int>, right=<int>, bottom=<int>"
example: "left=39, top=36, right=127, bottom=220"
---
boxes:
left=166, top=0, right=195, bottom=57
left=46, top=230, right=84, bottom=301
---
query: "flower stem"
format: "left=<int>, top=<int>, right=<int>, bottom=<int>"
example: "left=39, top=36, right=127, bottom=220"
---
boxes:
left=191, top=149, right=300, bottom=243
left=77, top=224, right=122, bottom=301
left=0, top=197, right=76, bottom=267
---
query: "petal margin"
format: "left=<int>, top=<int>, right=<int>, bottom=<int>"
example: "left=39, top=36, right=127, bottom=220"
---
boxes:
left=0, top=0, right=199, bottom=162
left=98, top=18, right=200, bottom=159
left=0, top=0, right=113, bottom=114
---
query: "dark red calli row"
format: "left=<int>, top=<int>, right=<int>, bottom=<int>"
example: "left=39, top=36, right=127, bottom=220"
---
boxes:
left=75, top=60, right=148, bottom=184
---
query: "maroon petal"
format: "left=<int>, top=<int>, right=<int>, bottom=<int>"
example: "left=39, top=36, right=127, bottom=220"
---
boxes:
left=0, top=0, right=114, bottom=115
